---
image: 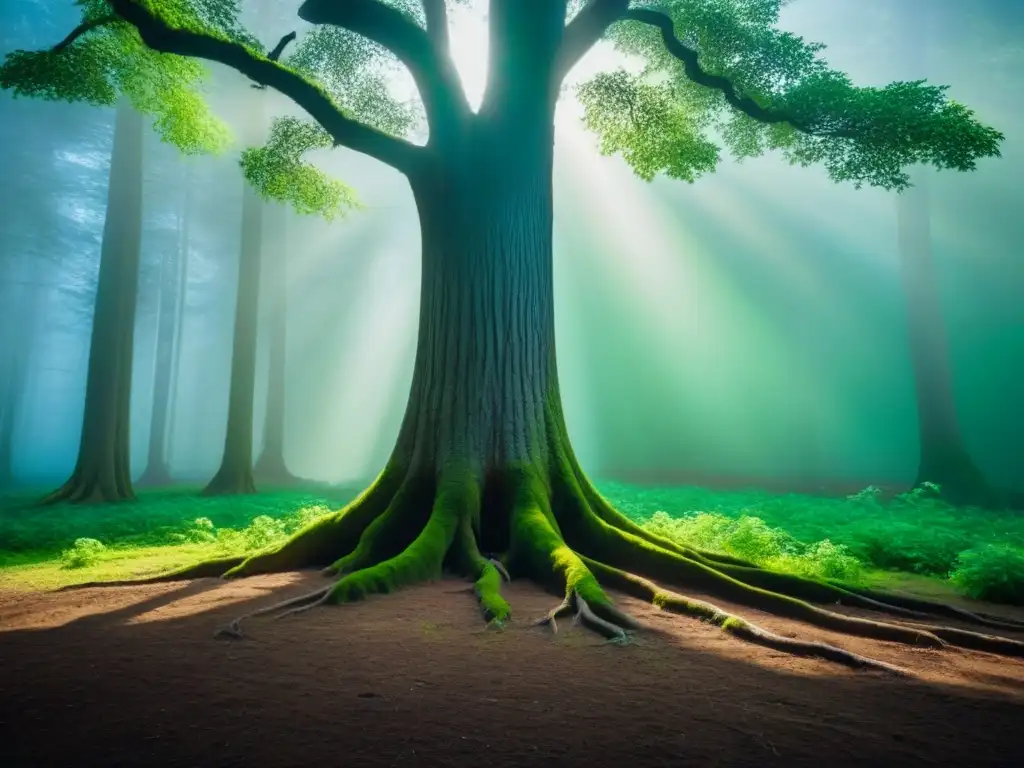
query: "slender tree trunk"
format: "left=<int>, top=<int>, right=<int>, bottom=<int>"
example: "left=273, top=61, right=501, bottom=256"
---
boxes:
left=253, top=200, right=296, bottom=485
left=137, top=188, right=185, bottom=487
left=44, top=101, right=144, bottom=504
left=895, top=0, right=995, bottom=507
left=202, top=159, right=263, bottom=495
left=897, top=175, right=994, bottom=506
left=0, top=336, right=22, bottom=488
left=164, top=164, right=192, bottom=467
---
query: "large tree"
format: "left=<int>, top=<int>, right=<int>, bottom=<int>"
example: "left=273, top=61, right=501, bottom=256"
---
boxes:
left=8, top=1, right=1024, bottom=668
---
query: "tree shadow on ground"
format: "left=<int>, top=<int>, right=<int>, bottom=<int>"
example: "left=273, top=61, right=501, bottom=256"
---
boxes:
left=1, top=576, right=1022, bottom=768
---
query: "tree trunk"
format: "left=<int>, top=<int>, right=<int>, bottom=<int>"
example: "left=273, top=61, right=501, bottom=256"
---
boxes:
left=202, top=167, right=263, bottom=495
left=137, top=185, right=185, bottom=487
left=44, top=101, right=143, bottom=504
left=253, top=200, right=296, bottom=486
left=896, top=173, right=995, bottom=506
left=390, top=123, right=560, bottom=485
left=164, top=164, right=192, bottom=467
left=895, top=0, right=995, bottom=508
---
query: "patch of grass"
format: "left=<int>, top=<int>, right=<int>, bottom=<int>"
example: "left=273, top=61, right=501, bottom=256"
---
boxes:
left=598, top=480, right=1024, bottom=605
left=1, top=481, right=1022, bottom=606
left=0, top=485, right=360, bottom=565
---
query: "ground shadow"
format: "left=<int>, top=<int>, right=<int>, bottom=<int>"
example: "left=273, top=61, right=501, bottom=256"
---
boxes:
left=1, top=576, right=1022, bottom=768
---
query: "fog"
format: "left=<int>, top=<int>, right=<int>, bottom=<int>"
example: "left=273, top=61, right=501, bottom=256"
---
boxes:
left=0, top=0, right=1021, bottom=490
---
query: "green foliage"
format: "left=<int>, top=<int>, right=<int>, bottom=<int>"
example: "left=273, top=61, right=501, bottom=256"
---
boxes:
left=286, top=26, right=417, bottom=138
left=4, top=482, right=1022, bottom=605
left=586, top=0, right=1004, bottom=190
left=599, top=480, right=1024, bottom=604
left=951, top=545, right=1024, bottom=605
left=577, top=70, right=721, bottom=182
left=0, top=487, right=357, bottom=560
left=241, top=117, right=360, bottom=218
left=0, top=0, right=232, bottom=154
left=643, top=510, right=864, bottom=581
left=60, top=538, right=106, bottom=569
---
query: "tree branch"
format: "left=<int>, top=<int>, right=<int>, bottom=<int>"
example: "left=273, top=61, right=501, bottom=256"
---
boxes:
left=421, top=0, right=451, bottom=53
left=106, top=0, right=423, bottom=175
left=556, top=0, right=630, bottom=84
left=51, top=15, right=118, bottom=53
left=622, top=8, right=853, bottom=138
left=298, top=0, right=469, bottom=129
left=252, top=32, right=298, bottom=90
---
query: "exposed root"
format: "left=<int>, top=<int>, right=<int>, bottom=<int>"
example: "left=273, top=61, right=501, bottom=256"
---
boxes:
left=536, top=596, right=572, bottom=634
left=582, top=557, right=906, bottom=675
left=573, top=591, right=630, bottom=644
left=214, top=584, right=333, bottom=639
left=487, top=557, right=511, bottom=583
left=509, top=481, right=639, bottom=642
left=837, top=585, right=1024, bottom=632
left=454, top=515, right=511, bottom=625
left=572, top=515, right=1024, bottom=658
left=57, top=442, right=1024, bottom=676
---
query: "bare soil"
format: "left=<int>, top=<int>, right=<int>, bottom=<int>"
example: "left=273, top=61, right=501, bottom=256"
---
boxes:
left=2, top=573, right=1023, bottom=767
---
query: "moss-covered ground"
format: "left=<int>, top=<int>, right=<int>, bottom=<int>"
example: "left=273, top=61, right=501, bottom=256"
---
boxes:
left=1, top=480, right=1021, bottom=605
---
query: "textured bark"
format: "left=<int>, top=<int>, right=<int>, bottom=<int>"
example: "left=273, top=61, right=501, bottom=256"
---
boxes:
left=392, top=122, right=558, bottom=482
left=202, top=174, right=263, bottom=496
left=253, top=200, right=295, bottom=485
left=137, top=177, right=186, bottom=487
left=43, top=102, right=143, bottom=504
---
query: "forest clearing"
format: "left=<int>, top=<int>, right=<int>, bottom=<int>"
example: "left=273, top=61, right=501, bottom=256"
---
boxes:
left=2, top=0, right=1023, bottom=765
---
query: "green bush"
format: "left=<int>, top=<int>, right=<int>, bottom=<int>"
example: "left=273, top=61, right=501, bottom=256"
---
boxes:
left=950, top=545, right=1024, bottom=605
left=59, top=538, right=106, bottom=569
left=641, top=510, right=864, bottom=583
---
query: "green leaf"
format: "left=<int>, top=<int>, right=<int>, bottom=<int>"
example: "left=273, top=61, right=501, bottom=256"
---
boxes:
left=240, top=116, right=360, bottom=219
left=577, top=69, right=720, bottom=182
left=593, top=0, right=1004, bottom=190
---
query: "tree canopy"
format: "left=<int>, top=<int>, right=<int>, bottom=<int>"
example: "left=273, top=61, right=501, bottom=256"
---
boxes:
left=1, top=0, right=1005, bottom=210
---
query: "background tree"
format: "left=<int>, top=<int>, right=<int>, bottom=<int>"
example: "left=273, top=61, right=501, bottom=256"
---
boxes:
left=8, top=0, right=1019, bottom=670
left=894, top=0, right=997, bottom=507
left=253, top=198, right=298, bottom=486
left=137, top=161, right=190, bottom=487
left=43, top=99, right=145, bottom=503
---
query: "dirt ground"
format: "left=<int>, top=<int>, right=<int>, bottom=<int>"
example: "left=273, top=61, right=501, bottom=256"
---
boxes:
left=2, top=574, right=1023, bottom=767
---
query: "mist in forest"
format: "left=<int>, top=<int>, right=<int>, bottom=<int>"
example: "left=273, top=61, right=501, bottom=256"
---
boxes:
left=0, top=0, right=1021, bottom=492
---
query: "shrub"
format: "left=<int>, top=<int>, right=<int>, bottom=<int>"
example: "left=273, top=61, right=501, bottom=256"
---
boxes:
left=243, top=515, right=288, bottom=550
left=641, top=511, right=864, bottom=583
left=950, top=545, right=1024, bottom=605
left=59, top=538, right=106, bottom=569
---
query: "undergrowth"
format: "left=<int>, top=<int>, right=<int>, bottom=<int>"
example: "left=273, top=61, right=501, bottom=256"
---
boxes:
left=601, top=480, right=1024, bottom=605
left=2, top=481, right=1023, bottom=605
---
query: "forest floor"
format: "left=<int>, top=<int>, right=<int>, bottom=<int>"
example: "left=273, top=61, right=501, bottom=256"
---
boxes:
left=2, top=573, right=1024, bottom=767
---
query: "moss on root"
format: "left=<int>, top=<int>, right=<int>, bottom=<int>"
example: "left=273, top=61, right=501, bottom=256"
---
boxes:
left=71, top=450, right=1024, bottom=672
